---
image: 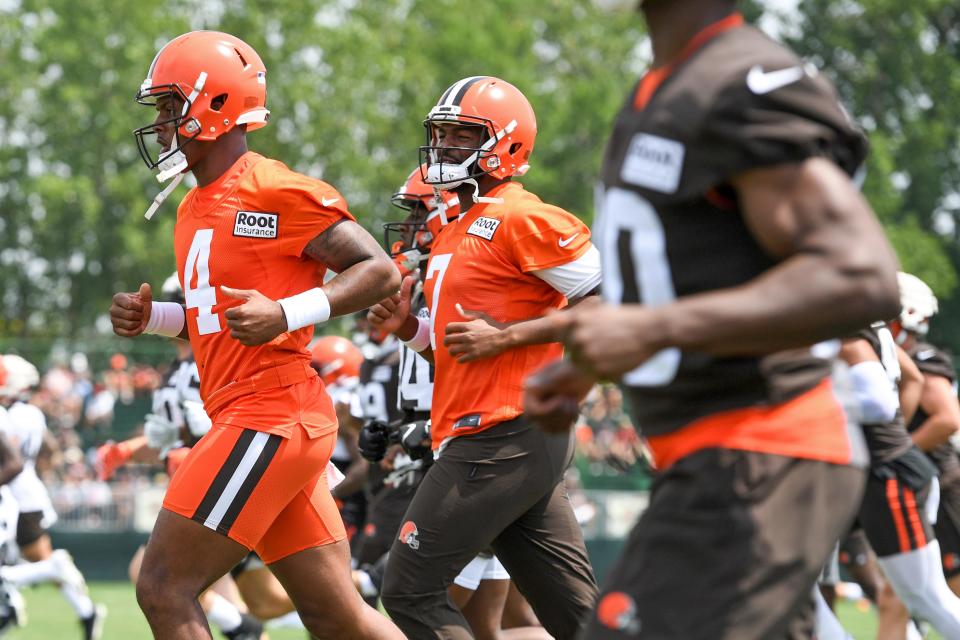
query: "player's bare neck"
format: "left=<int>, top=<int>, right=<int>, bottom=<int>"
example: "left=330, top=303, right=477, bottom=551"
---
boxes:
left=644, top=0, right=736, bottom=68
left=191, top=128, right=249, bottom=187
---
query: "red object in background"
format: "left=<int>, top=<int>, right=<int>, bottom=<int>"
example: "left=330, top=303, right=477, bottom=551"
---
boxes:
left=165, top=447, right=190, bottom=477
left=109, top=353, right=128, bottom=371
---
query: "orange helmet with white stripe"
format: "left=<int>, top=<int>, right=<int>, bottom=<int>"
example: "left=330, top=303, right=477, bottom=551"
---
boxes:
left=420, top=76, right=537, bottom=190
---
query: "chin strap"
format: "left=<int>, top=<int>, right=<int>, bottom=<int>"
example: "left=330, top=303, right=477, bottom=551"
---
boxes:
left=144, top=173, right=184, bottom=220
left=467, top=178, right=504, bottom=205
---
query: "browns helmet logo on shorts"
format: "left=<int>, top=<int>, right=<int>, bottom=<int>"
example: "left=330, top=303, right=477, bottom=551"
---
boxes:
left=597, top=591, right=641, bottom=633
left=398, top=521, right=420, bottom=550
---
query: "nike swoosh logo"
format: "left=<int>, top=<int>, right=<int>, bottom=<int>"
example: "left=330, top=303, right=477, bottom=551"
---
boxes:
left=321, top=197, right=340, bottom=207
left=916, top=349, right=937, bottom=361
left=746, top=65, right=805, bottom=95
left=558, top=234, right=579, bottom=248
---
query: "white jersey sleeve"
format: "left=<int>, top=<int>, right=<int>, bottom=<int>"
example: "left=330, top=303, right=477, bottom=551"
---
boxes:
left=532, top=244, right=602, bottom=300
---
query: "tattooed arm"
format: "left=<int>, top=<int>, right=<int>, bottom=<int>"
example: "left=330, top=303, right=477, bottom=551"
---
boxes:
left=222, top=220, right=400, bottom=346
left=303, top=220, right=401, bottom=317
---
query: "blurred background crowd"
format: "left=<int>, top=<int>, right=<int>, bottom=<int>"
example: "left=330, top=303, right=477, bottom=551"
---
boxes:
left=14, top=337, right=650, bottom=536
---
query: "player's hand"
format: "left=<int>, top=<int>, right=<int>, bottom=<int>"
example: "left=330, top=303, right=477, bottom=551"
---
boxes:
left=358, top=421, right=390, bottom=462
left=524, top=359, right=596, bottom=434
left=181, top=400, right=212, bottom=439
left=398, top=420, right=431, bottom=460
left=143, top=413, right=181, bottom=454
left=564, top=299, right=663, bottom=378
left=443, top=305, right=510, bottom=363
left=165, top=447, right=191, bottom=477
left=110, top=283, right=153, bottom=338
left=368, top=274, right=416, bottom=337
left=221, top=286, right=287, bottom=346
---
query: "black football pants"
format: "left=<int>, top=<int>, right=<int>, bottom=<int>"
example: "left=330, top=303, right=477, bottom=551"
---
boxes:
left=380, top=415, right=598, bottom=639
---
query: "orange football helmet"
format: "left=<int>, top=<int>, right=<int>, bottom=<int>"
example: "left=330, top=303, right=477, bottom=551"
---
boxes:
left=420, top=76, right=537, bottom=190
left=310, top=336, right=363, bottom=386
left=134, top=31, right=269, bottom=182
left=385, top=165, right=461, bottom=276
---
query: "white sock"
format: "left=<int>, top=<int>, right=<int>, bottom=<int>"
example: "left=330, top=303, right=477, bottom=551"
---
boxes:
left=879, top=540, right=960, bottom=638
left=813, top=586, right=854, bottom=640
left=0, top=560, right=59, bottom=587
left=60, top=582, right=94, bottom=619
left=206, top=593, right=243, bottom=632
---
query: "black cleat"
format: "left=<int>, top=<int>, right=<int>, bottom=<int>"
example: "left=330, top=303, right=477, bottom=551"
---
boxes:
left=222, top=612, right=264, bottom=640
left=80, top=604, right=107, bottom=640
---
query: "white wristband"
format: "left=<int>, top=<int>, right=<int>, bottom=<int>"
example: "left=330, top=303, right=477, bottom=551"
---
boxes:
left=402, top=316, right=431, bottom=353
left=144, top=301, right=186, bottom=337
left=278, top=287, right=331, bottom=331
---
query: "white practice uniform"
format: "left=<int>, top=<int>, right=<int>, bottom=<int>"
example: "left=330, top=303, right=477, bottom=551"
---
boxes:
left=2, top=402, right=55, bottom=528
left=0, top=408, right=20, bottom=560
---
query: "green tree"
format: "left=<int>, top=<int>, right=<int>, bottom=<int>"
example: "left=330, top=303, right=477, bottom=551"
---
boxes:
left=0, top=0, right=645, bottom=358
left=779, top=0, right=960, bottom=351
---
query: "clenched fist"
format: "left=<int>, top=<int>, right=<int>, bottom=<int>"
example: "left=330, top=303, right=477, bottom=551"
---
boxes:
left=110, top=283, right=153, bottom=337
left=222, top=286, right=287, bottom=346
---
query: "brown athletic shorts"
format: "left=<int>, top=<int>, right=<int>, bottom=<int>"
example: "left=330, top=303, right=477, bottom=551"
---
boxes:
left=586, top=448, right=865, bottom=640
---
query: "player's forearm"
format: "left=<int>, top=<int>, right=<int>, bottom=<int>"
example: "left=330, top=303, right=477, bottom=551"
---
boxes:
left=898, top=379, right=923, bottom=426
left=397, top=314, right=434, bottom=364
left=504, top=312, right=572, bottom=350
left=645, top=254, right=900, bottom=356
left=910, top=416, right=959, bottom=452
left=897, top=348, right=924, bottom=424
left=332, top=458, right=370, bottom=499
left=0, top=439, right=23, bottom=485
left=324, top=257, right=401, bottom=318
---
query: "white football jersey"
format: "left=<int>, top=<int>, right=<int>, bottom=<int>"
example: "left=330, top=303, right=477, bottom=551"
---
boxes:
left=3, top=401, right=55, bottom=520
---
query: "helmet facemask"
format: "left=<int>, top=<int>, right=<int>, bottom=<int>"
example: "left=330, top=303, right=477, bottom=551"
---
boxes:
left=384, top=200, right=434, bottom=276
left=419, top=113, right=516, bottom=193
left=134, top=78, right=206, bottom=183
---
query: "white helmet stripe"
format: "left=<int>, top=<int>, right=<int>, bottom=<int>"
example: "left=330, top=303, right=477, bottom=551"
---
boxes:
left=440, top=76, right=485, bottom=107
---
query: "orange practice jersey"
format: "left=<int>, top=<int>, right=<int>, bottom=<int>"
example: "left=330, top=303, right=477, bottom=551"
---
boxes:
left=173, top=151, right=352, bottom=437
left=423, top=181, right=592, bottom=448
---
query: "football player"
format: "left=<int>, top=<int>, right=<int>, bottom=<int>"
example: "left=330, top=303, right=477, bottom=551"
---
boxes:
left=0, top=355, right=106, bottom=640
left=837, top=325, right=960, bottom=636
left=0, top=400, right=26, bottom=634
left=893, top=272, right=960, bottom=595
left=369, top=77, right=602, bottom=638
left=525, top=1, right=901, bottom=638
left=110, top=31, right=403, bottom=640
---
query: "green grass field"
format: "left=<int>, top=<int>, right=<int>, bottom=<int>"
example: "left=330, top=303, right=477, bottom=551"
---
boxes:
left=0, top=582, right=943, bottom=639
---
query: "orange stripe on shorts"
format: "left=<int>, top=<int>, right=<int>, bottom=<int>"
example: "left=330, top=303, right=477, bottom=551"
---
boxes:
left=903, top=488, right=927, bottom=549
left=886, top=478, right=911, bottom=554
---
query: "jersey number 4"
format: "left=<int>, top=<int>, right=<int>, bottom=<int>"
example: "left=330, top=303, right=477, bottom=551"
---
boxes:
left=183, top=229, right=222, bottom=336
left=597, top=187, right=681, bottom=386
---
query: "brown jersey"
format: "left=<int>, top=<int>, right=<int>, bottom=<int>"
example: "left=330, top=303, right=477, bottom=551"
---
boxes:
left=596, top=16, right=868, bottom=468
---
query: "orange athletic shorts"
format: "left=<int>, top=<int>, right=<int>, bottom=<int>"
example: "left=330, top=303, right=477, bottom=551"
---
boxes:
left=163, top=422, right=346, bottom=564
